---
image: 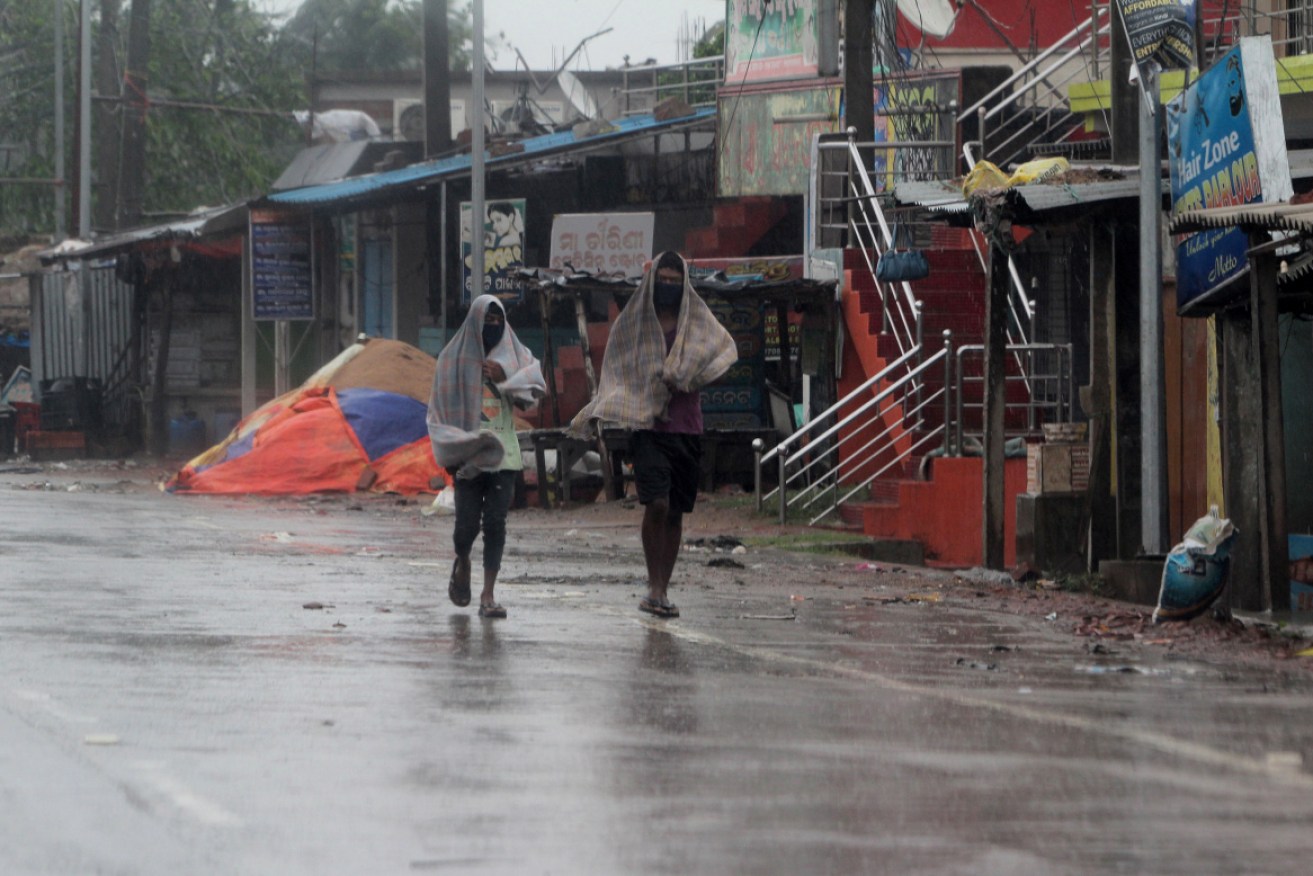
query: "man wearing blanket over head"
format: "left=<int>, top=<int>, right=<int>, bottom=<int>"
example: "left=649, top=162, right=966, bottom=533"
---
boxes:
left=428, top=295, right=546, bottom=619
left=569, top=252, right=738, bottom=619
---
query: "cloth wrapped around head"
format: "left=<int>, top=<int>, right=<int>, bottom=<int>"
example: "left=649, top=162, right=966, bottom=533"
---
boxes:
left=568, top=251, right=737, bottom=438
left=427, top=294, right=546, bottom=472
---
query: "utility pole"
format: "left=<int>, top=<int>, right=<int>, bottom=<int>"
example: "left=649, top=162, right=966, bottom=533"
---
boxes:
left=423, top=0, right=453, bottom=157
left=470, top=0, right=486, bottom=300
left=118, top=0, right=151, bottom=230
left=93, top=0, right=123, bottom=231
left=843, top=0, right=875, bottom=169
left=54, top=0, right=66, bottom=240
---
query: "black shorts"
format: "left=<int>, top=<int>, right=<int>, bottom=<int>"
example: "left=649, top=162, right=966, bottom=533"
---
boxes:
left=630, top=430, right=701, bottom=515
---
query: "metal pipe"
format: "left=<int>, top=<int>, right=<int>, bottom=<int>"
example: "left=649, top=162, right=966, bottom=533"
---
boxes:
left=1140, top=64, right=1168, bottom=555
left=470, top=0, right=486, bottom=299
left=778, top=453, right=787, bottom=524
left=78, top=0, right=90, bottom=238
left=54, top=0, right=66, bottom=240
left=943, top=330, right=953, bottom=454
left=753, top=438, right=764, bottom=513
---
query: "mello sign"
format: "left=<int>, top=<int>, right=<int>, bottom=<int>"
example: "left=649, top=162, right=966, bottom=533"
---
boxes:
left=1168, top=37, right=1292, bottom=313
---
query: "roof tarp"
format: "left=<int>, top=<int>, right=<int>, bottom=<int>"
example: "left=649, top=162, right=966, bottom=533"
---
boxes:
left=166, top=339, right=450, bottom=496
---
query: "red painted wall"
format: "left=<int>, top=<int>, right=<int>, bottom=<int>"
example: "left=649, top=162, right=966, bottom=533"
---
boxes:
left=905, top=1, right=1094, bottom=51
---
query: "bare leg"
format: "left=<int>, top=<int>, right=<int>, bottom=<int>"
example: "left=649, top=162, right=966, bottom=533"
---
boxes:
left=480, top=567, right=497, bottom=608
left=641, top=498, right=682, bottom=603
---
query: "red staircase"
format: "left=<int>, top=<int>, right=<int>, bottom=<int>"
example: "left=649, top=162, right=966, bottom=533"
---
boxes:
left=837, top=229, right=1029, bottom=566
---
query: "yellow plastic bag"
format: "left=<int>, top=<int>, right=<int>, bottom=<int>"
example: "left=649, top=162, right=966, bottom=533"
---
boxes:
left=1006, top=157, right=1070, bottom=186
left=962, top=161, right=1008, bottom=197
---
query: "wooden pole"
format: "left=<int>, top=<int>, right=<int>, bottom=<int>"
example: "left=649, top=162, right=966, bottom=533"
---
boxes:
left=982, top=243, right=1010, bottom=569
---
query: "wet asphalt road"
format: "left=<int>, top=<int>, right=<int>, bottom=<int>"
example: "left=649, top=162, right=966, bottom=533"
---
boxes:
left=2, top=481, right=1313, bottom=875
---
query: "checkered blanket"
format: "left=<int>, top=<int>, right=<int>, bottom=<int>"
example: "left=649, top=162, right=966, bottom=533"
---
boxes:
left=568, top=252, right=737, bottom=438
left=427, top=295, right=545, bottom=471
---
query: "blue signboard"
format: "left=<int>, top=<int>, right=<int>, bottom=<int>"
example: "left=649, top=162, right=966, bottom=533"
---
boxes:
left=250, top=209, right=313, bottom=320
left=1168, top=44, right=1262, bottom=311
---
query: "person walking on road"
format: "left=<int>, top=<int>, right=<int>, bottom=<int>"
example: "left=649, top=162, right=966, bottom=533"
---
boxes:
left=569, top=251, right=737, bottom=619
left=428, top=295, right=545, bottom=618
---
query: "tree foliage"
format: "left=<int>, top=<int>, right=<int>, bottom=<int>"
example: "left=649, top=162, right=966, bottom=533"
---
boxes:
left=282, top=0, right=473, bottom=73
left=0, top=0, right=475, bottom=240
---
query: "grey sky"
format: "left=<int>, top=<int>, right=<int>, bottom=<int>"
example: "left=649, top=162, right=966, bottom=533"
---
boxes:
left=255, top=0, right=725, bottom=71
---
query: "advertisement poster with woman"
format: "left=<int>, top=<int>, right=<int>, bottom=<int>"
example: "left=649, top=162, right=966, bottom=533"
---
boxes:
left=461, top=198, right=526, bottom=304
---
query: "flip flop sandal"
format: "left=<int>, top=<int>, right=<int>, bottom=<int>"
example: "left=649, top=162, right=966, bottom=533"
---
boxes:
left=478, top=602, right=507, bottom=619
left=638, top=596, right=680, bottom=619
left=448, top=556, right=471, bottom=607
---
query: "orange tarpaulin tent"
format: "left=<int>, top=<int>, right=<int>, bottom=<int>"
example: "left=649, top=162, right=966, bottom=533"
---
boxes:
left=167, top=339, right=451, bottom=496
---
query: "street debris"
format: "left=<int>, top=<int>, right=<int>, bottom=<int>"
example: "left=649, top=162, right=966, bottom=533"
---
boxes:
left=707, top=557, right=745, bottom=569
left=303, top=602, right=328, bottom=610
left=955, top=658, right=997, bottom=671
left=685, top=534, right=744, bottom=552
left=741, top=612, right=796, bottom=621
left=83, top=734, right=120, bottom=745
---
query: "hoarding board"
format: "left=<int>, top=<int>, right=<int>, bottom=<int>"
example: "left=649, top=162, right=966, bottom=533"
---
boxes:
left=461, top=198, right=526, bottom=303
left=1168, top=38, right=1292, bottom=313
left=250, top=209, right=313, bottom=321
left=548, top=213, right=654, bottom=277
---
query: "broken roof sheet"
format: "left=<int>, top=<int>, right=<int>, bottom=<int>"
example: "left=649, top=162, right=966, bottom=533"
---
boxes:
left=38, top=203, right=249, bottom=264
left=1169, top=200, right=1313, bottom=235
left=511, top=266, right=837, bottom=305
left=267, top=108, right=717, bottom=209
left=899, top=149, right=1313, bottom=226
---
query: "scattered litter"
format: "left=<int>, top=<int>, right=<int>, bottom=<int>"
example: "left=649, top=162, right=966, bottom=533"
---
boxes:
left=355, top=546, right=385, bottom=557
left=707, top=557, right=745, bottom=569
left=1294, top=646, right=1313, bottom=658
left=303, top=602, right=326, bottom=610
left=1017, top=687, right=1033, bottom=694
left=731, top=545, right=747, bottom=555
left=691, top=534, right=743, bottom=550
left=84, top=734, right=120, bottom=746
left=741, top=612, right=796, bottom=621
left=854, top=562, right=885, bottom=572
left=332, top=622, right=346, bottom=629
left=561, top=591, right=587, bottom=598
left=1076, top=664, right=1140, bottom=675
left=1154, top=506, right=1236, bottom=623
left=565, top=529, right=578, bottom=537
left=955, top=658, right=997, bottom=671
left=1044, top=612, right=1058, bottom=621
left=991, top=644, right=1014, bottom=652
left=261, top=532, right=294, bottom=543
left=789, top=594, right=806, bottom=602
left=905, top=592, right=941, bottom=604
left=1087, top=642, right=1118, bottom=655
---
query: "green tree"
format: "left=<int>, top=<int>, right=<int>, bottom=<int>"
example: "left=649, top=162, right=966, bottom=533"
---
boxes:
left=693, top=20, right=724, bottom=60
left=282, top=0, right=473, bottom=72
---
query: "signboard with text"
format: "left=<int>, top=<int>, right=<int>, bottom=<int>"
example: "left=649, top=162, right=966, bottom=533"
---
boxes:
left=548, top=212, right=654, bottom=277
left=1168, top=38, right=1292, bottom=313
left=250, top=209, right=313, bottom=320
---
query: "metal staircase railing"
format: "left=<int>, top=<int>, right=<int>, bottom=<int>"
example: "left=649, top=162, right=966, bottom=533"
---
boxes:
left=957, top=3, right=1112, bottom=169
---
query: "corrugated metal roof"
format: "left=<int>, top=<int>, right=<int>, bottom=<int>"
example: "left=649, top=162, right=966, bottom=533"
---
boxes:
left=895, top=173, right=1165, bottom=224
left=38, top=203, right=249, bottom=263
left=1169, top=200, right=1313, bottom=235
left=271, top=140, right=422, bottom=191
left=898, top=149, right=1313, bottom=225
left=267, top=108, right=717, bottom=208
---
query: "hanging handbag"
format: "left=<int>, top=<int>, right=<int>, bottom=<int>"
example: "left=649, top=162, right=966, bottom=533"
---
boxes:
left=875, top=224, right=930, bottom=283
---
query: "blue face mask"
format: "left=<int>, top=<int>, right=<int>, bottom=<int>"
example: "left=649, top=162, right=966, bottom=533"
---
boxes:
left=653, top=281, right=683, bottom=311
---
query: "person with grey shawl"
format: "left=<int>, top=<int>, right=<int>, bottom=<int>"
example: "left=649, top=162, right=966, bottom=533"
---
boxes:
left=428, top=295, right=546, bottom=618
left=569, top=252, right=737, bottom=618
